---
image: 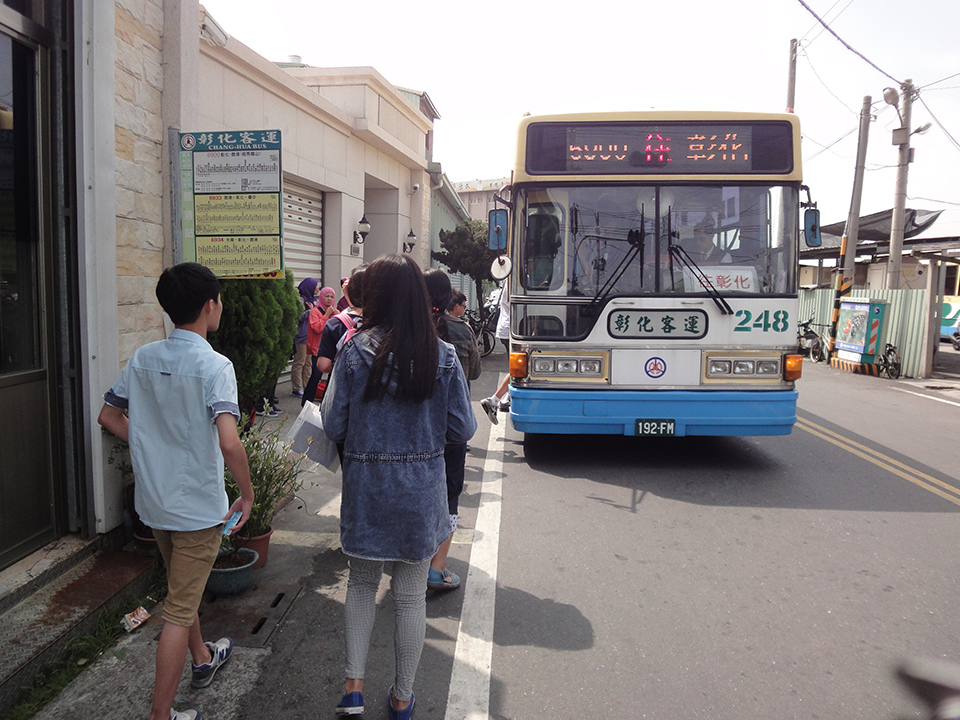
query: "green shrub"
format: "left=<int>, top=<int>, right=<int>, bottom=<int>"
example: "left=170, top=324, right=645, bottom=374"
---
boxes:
left=210, top=269, right=300, bottom=412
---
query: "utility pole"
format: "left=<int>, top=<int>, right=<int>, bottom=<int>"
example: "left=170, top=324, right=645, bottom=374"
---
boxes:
left=886, top=78, right=915, bottom=289
left=829, top=96, right=872, bottom=356
left=786, top=39, right=798, bottom=113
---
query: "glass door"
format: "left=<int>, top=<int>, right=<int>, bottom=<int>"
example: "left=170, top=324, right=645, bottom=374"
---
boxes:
left=0, top=28, right=56, bottom=568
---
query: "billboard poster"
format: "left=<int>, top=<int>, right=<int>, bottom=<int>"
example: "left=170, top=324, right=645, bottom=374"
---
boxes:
left=178, top=130, right=283, bottom=278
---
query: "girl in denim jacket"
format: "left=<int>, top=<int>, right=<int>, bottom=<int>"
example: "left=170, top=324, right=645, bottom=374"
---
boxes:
left=322, top=254, right=476, bottom=719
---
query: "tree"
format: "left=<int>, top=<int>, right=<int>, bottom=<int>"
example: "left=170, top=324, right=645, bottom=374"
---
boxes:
left=210, top=269, right=301, bottom=414
left=432, top=219, right=501, bottom=321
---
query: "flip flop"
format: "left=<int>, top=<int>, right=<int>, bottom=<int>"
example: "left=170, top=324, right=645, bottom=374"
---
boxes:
left=427, top=568, right=460, bottom=590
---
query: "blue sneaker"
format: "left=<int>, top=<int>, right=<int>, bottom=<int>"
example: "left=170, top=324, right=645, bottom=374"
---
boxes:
left=191, top=637, right=233, bottom=688
left=335, top=691, right=364, bottom=715
left=388, top=687, right=414, bottom=720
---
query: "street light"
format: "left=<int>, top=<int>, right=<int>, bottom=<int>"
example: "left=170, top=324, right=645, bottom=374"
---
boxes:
left=354, top=215, right=370, bottom=244
left=403, top=230, right=417, bottom=254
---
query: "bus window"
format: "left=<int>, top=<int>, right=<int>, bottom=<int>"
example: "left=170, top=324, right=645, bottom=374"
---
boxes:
left=522, top=211, right=563, bottom=290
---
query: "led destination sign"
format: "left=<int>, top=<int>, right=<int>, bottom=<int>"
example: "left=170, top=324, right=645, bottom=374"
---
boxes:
left=526, top=121, right=794, bottom=175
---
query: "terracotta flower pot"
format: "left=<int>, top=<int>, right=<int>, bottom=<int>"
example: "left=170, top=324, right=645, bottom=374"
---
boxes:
left=236, top=528, right=273, bottom=569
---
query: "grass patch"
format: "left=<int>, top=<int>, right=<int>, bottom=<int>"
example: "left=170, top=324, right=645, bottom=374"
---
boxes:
left=6, top=564, right=167, bottom=720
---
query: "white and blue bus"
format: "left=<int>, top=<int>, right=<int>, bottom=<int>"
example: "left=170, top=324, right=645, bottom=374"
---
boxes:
left=489, top=111, right=821, bottom=437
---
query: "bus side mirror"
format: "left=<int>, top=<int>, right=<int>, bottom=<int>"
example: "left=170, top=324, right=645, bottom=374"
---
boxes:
left=489, top=208, right=508, bottom=251
left=804, top=208, right=822, bottom=247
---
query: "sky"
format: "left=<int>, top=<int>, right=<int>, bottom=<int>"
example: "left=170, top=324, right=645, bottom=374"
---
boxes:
left=201, top=0, right=960, bottom=236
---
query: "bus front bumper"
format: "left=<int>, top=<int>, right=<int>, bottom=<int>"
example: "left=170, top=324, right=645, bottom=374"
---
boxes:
left=507, top=387, right=798, bottom=437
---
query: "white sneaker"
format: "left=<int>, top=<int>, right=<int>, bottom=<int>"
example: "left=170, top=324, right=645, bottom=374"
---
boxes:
left=191, top=637, right=233, bottom=688
left=170, top=709, right=200, bottom=720
left=480, top=396, right=499, bottom=425
left=499, top=396, right=510, bottom=412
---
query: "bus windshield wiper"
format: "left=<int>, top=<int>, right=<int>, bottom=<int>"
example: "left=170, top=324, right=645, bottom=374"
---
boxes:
left=669, top=243, right=734, bottom=316
left=584, top=227, right=646, bottom=314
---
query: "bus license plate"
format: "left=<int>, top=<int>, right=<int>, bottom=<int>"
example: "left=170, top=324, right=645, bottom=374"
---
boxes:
left=635, top=419, right=676, bottom=436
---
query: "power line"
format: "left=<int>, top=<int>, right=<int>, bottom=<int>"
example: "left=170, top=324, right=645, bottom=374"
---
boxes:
left=916, top=96, right=960, bottom=154
left=799, top=48, right=860, bottom=116
left=909, top=196, right=960, bottom=207
left=800, top=0, right=855, bottom=47
left=803, top=127, right=857, bottom=162
left=919, top=71, right=960, bottom=91
left=793, top=0, right=902, bottom=85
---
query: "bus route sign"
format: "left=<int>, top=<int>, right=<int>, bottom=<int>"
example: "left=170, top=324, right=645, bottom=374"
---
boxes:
left=608, top=309, right=708, bottom=339
left=178, top=129, right=283, bottom=278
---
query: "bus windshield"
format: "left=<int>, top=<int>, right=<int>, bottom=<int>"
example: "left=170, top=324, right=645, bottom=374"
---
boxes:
left=516, top=184, right=798, bottom=300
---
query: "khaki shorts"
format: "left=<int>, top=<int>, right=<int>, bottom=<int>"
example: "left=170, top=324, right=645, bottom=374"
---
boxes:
left=154, top=525, right=221, bottom=627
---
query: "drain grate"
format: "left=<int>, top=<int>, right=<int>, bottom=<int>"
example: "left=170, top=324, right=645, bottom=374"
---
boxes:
left=195, top=583, right=302, bottom=648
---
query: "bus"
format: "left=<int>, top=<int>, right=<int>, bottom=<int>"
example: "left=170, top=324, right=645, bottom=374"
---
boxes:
left=489, top=111, right=821, bottom=437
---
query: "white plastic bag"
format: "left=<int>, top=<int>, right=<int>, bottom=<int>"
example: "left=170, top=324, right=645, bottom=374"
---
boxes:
left=285, top=402, right=341, bottom=471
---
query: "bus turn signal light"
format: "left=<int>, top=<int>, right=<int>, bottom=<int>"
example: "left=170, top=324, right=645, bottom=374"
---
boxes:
left=784, top=354, right=803, bottom=381
left=510, top=352, right=528, bottom=378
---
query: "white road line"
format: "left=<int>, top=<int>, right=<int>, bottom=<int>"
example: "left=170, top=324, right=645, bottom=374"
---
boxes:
left=444, top=415, right=504, bottom=720
left=891, top=386, right=960, bottom=409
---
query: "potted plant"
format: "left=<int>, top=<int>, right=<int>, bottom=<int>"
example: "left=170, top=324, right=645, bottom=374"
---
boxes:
left=206, top=536, right=260, bottom=597
left=223, top=413, right=308, bottom=568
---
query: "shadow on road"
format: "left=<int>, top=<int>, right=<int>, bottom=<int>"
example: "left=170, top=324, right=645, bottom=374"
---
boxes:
left=510, top=425, right=959, bottom=514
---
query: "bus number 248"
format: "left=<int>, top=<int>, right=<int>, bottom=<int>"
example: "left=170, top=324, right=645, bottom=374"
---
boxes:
left=734, top=309, right=790, bottom=332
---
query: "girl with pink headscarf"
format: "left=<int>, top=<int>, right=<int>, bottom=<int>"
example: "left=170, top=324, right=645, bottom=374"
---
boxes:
left=291, top=278, right=319, bottom=396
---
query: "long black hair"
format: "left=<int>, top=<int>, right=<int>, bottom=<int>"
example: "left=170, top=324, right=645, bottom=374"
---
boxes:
left=423, top=268, right=453, bottom=342
left=359, top=254, right=438, bottom=402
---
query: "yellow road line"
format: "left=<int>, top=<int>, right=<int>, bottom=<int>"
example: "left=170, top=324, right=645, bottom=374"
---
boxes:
left=795, top=416, right=960, bottom=507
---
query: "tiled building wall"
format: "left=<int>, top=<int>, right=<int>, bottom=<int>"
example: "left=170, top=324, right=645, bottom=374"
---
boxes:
left=114, top=0, right=166, bottom=363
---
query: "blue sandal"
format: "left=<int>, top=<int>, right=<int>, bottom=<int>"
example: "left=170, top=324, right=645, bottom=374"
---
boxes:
left=427, top=568, right=460, bottom=590
left=335, top=691, right=364, bottom=715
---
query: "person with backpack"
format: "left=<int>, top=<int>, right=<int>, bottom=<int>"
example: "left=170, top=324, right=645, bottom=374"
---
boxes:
left=423, top=270, right=479, bottom=592
left=303, top=265, right=365, bottom=406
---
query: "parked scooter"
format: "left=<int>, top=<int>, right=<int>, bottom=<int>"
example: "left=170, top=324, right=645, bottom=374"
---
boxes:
left=796, top=316, right=819, bottom=356
left=952, top=329, right=960, bottom=352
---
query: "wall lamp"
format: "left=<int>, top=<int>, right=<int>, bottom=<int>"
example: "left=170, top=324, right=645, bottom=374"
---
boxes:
left=403, top=230, right=417, bottom=254
left=354, top=215, right=370, bottom=244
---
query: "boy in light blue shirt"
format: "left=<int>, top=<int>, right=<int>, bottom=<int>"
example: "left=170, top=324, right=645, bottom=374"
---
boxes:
left=99, top=262, right=254, bottom=720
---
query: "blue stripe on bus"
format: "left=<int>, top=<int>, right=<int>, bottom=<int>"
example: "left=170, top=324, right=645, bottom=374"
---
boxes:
left=507, top=387, right=798, bottom=437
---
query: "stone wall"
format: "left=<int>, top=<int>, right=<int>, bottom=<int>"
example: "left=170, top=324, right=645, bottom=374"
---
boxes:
left=114, top=0, right=166, bottom=363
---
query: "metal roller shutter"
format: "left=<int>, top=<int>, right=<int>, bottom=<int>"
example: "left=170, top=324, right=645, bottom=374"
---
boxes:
left=283, top=182, right=324, bottom=285
left=280, top=183, right=323, bottom=388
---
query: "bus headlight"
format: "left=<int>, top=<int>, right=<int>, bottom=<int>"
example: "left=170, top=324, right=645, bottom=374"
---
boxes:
left=706, top=355, right=782, bottom=380
left=532, top=358, right=555, bottom=373
left=708, top=359, right=732, bottom=375
left=756, top=360, right=780, bottom=375
left=579, top=359, right=602, bottom=374
left=527, top=353, right=606, bottom=379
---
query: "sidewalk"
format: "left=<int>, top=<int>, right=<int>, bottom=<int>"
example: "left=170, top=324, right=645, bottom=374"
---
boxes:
left=26, top=357, right=506, bottom=720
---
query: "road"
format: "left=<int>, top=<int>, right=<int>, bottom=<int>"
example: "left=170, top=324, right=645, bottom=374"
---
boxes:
left=482, top=360, right=960, bottom=720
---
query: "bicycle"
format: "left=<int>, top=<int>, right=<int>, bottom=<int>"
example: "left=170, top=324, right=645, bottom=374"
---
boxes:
left=876, top=341, right=902, bottom=379
left=464, top=308, right=497, bottom=358
left=797, top=317, right=832, bottom=364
